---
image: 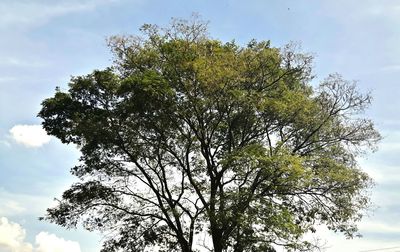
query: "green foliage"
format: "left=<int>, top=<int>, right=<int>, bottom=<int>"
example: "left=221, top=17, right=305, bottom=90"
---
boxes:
left=39, top=17, right=380, bottom=252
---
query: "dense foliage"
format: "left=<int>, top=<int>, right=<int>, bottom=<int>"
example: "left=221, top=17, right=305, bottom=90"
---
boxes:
left=39, top=18, right=380, bottom=252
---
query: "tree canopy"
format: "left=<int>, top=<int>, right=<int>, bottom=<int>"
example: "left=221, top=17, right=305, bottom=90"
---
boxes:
left=38, top=18, right=380, bottom=252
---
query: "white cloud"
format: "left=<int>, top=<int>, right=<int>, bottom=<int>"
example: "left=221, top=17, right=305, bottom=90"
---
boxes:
left=35, top=232, right=81, bottom=252
left=9, top=125, right=51, bottom=148
left=0, top=217, right=33, bottom=252
left=0, top=217, right=81, bottom=252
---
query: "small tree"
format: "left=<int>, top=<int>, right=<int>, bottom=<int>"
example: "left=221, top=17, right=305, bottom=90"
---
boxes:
left=39, top=17, right=380, bottom=252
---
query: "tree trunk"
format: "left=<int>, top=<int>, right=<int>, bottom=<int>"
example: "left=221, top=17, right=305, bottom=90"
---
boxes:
left=178, top=236, right=192, bottom=252
left=212, top=229, right=224, bottom=252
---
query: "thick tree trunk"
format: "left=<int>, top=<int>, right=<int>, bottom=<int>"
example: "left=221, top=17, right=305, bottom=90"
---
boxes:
left=212, top=229, right=224, bottom=252
left=179, top=238, right=192, bottom=252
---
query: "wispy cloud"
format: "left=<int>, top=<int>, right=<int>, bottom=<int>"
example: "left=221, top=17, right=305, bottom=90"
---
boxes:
left=360, top=220, right=400, bottom=234
left=321, top=225, right=400, bottom=252
left=0, top=217, right=81, bottom=252
left=0, top=0, right=121, bottom=29
left=380, top=64, right=400, bottom=73
left=0, top=57, right=48, bottom=68
left=322, top=0, right=400, bottom=20
left=9, top=125, right=51, bottom=148
left=0, top=140, right=11, bottom=148
left=0, top=188, right=52, bottom=217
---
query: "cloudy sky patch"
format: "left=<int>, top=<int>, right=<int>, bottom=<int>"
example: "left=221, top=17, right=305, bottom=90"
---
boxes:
left=0, top=0, right=121, bottom=30
left=0, top=217, right=32, bottom=252
left=35, top=232, right=81, bottom=252
left=9, top=125, right=51, bottom=148
left=0, top=217, right=81, bottom=252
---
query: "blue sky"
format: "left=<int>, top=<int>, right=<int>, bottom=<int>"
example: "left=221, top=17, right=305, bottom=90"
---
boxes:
left=1, top=0, right=400, bottom=251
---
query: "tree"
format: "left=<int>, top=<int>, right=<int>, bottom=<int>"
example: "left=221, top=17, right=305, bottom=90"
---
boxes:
left=38, top=17, right=380, bottom=252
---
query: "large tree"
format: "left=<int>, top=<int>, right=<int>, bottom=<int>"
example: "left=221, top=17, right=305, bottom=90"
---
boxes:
left=39, top=18, right=380, bottom=252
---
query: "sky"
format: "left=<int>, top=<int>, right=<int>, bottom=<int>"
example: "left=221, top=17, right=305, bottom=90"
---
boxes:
left=1, top=0, right=400, bottom=251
